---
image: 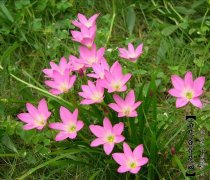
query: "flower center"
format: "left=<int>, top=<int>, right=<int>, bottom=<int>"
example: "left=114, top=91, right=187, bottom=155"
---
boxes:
left=112, top=81, right=122, bottom=91
left=122, top=107, right=131, bottom=116
left=106, top=135, right=115, bottom=143
left=35, top=115, right=45, bottom=126
left=68, top=125, right=76, bottom=133
left=59, top=83, right=69, bottom=92
left=185, top=91, right=193, bottom=100
left=91, top=92, right=103, bottom=102
left=129, top=162, right=137, bottom=169
left=88, top=57, right=97, bottom=65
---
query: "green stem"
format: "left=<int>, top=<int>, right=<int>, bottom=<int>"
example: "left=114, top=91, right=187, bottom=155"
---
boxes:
left=105, top=0, right=116, bottom=48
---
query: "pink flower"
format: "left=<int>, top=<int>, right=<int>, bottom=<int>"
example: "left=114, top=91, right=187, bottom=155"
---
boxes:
left=118, top=43, right=143, bottom=62
left=112, top=142, right=148, bottom=174
left=17, top=99, right=51, bottom=130
left=45, top=70, right=76, bottom=95
left=71, top=25, right=96, bottom=47
left=168, top=72, right=205, bottom=108
left=89, top=117, right=125, bottom=155
left=78, top=80, right=104, bottom=104
left=108, top=90, right=141, bottom=117
left=79, top=44, right=105, bottom=67
left=72, top=13, right=99, bottom=28
left=69, top=55, right=86, bottom=72
left=98, top=61, right=131, bottom=93
left=87, top=59, right=109, bottom=79
left=43, top=57, right=71, bottom=78
left=49, top=107, right=84, bottom=141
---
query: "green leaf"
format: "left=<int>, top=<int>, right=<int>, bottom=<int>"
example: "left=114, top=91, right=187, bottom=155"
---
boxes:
left=161, top=25, right=178, bottom=36
left=1, top=134, right=18, bottom=153
left=126, top=6, right=136, bottom=35
left=0, top=3, right=14, bottom=22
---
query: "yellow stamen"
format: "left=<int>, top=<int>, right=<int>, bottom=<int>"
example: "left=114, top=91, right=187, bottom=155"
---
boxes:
left=185, top=91, right=193, bottom=100
left=129, top=162, right=137, bottom=169
left=107, top=135, right=115, bottom=143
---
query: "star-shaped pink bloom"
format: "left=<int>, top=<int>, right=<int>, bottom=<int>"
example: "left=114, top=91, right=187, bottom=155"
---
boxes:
left=45, top=70, right=76, bottom=95
left=79, top=44, right=105, bottom=67
left=49, top=107, right=84, bottom=141
left=168, top=71, right=205, bottom=108
left=78, top=80, right=104, bottom=104
left=112, top=142, right=148, bottom=174
left=42, top=57, right=71, bottom=78
left=108, top=90, right=141, bottom=117
left=87, top=59, right=109, bottom=79
left=69, top=55, right=86, bottom=73
left=98, top=61, right=131, bottom=93
left=17, top=99, right=51, bottom=130
left=89, top=117, right=125, bottom=155
left=72, top=13, right=99, bottom=28
left=71, top=25, right=96, bottom=48
left=118, top=43, right=143, bottom=62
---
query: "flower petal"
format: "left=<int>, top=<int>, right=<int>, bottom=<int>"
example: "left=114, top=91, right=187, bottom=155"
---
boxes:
left=171, top=75, right=184, bottom=90
left=103, top=143, right=114, bottom=155
left=123, top=142, right=133, bottom=158
left=55, top=132, right=69, bottom=141
left=113, top=122, right=124, bottom=135
left=190, top=98, right=202, bottom=108
left=89, top=125, right=105, bottom=137
left=176, top=98, right=189, bottom=108
left=112, top=153, right=126, bottom=165
left=90, top=138, right=104, bottom=147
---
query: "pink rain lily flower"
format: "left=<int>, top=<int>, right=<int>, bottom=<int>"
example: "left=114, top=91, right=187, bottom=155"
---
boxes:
left=79, top=44, right=105, bottom=67
left=17, top=99, right=51, bottom=130
left=71, top=25, right=96, bottom=48
left=98, top=61, right=131, bottom=93
left=43, top=57, right=71, bottom=78
left=49, top=107, right=84, bottom=141
left=168, top=71, right=205, bottom=108
left=45, top=70, right=76, bottom=95
left=72, top=13, right=99, bottom=28
left=89, top=117, right=125, bottom=155
left=112, top=142, right=149, bottom=174
left=69, top=55, right=86, bottom=73
left=78, top=80, right=104, bottom=104
left=108, top=90, right=141, bottom=117
left=118, top=43, right=143, bottom=62
left=87, top=59, right=109, bottom=79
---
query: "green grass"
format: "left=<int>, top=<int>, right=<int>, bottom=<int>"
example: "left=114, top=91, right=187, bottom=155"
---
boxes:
left=0, top=0, right=210, bottom=179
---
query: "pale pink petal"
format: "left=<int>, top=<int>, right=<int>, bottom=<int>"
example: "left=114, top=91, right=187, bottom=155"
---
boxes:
left=78, top=13, right=87, bottom=24
left=123, top=142, right=133, bottom=158
left=184, top=72, right=193, bottom=88
left=132, top=101, right=142, bottom=111
left=103, top=143, right=114, bottom=155
left=17, top=113, right=34, bottom=123
left=133, top=144, right=143, bottom=158
left=88, top=13, right=99, bottom=25
left=115, top=135, right=125, bottom=143
left=72, top=109, right=78, bottom=123
left=190, top=98, right=202, bottom=108
left=112, top=153, right=126, bottom=165
left=171, top=75, right=184, bottom=90
left=26, top=103, right=39, bottom=119
left=49, top=89, right=62, bottom=95
left=137, top=157, right=149, bottom=166
left=55, top=132, right=69, bottom=141
left=90, top=138, right=105, bottom=147
left=89, top=125, right=105, bottom=137
left=129, top=166, right=141, bottom=174
left=76, top=120, right=84, bottom=131
left=38, top=99, right=51, bottom=118
left=110, top=61, right=122, bottom=75
left=113, top=122, right=124, bottom=135
left=121, top=73, right=132, bottom=84
left=136, top=43, right=143, bottom=56
left=128, top=111, right=138, bottom=117
left=103, top=117, right=112, bottom=131
left=23, top=124, right=37, bottom=130
left=193, top=89, right=203, bottom=97
left=168, top=88, right=182, bottom=97
left=113, top=94, right=125, bottom=107
left=125, top=90, right=135, bottom=105
left=60, top=106, right=72, bottom=123
left=117, top=166, right=129, bottom=173
left=128, top=43, right=135, bottom=55
left=68, top=132, right=77, bottom=139
left=108, top=103, right=121, bottom=112
left=193, top=77, right=205, bottom=91
left=49, top=123, right=66, bottom=131
left=81, top=99, right=95, bottom=105
left=176, top=98, right=189, bottom=108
